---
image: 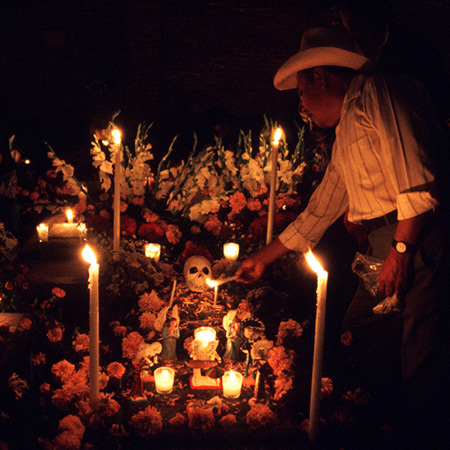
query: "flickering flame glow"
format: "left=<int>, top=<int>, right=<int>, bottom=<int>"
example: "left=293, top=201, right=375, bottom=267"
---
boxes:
left=223, top=242, right=239, bottom=260
left=194, top=327, right=216, bottom=343
left=66, top=209, right=74, bottom=223
left=82, top=244, right=97, bottom=266
left=305, top=249, right=326, bottom=276
left=112, top=129, right=121, bottom=145
left=273, top=127, right=282, bottom=146
left=206, top=278, right=218, bottom=288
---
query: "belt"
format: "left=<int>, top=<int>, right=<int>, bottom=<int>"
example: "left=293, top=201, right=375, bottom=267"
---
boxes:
left=360, top=210, right=398, bottom=233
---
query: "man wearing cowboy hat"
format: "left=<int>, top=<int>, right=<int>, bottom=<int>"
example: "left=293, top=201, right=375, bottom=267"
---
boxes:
left=237, top=26, right=450, bottom=446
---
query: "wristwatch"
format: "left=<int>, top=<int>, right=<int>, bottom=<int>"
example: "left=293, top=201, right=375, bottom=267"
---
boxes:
left=391, top=239, right=415, bottom=254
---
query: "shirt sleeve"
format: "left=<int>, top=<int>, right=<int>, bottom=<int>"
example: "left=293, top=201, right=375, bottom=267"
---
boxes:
left=278, top=160, right=349, bottom=252
left=366, top=75, right=439, bottom=219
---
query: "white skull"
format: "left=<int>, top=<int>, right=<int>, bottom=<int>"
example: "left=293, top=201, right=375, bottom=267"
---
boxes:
left=183, top=255, right=212, bottom=292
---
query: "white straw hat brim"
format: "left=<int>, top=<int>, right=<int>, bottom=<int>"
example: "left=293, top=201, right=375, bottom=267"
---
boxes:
left=273, top=28, right=371, bottom=91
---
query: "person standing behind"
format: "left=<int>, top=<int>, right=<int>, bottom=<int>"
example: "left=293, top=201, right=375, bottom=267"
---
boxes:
left=236, top=26, right=449, bottom=448
left=0, top=144, right=20, bottom=237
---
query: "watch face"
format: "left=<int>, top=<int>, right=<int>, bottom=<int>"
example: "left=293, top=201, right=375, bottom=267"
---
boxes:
left=396, top=242, right=407, bottom=253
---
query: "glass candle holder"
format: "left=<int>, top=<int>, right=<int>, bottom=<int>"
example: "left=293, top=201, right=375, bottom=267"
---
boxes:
left=145, top=243, right=161, bottom=262
left=154, top=367, right=175, bottom=394
left=222, top=370, right=243, bottom=399
left=223, top=242, right=239, bottom=261
left=36, top=223, right=49, bottom=242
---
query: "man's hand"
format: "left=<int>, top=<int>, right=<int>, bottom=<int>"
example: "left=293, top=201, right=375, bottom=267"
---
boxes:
left=235, top=256, right=268, bottom=283
left=378, top=248, right=412, bottom=298
left=235, top=237, right=290, bottom=284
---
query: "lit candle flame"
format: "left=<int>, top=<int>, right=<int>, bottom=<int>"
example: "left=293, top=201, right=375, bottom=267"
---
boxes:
left=305, top=249, right=326, bottom=276
left=206, top=275, right=237, bottom=288
left=112, top=128, right=121, bottom=145
left=273, top=127, right=282, bottom=146
left=82, top=244, right=97, bottom=265
left=66, top=208, right=74, bottom=223
left=229, top=369, right=237, bottom=382
left=206, top=278, right=218, bottom=288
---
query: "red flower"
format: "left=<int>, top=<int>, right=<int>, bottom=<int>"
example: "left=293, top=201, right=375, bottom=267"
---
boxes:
left=86, top=215, right=112, bottom=234
left=137, top=222, right=165, bottom=241
left=120, top=215, right=138, bottom=237
left=179, top=241, right=213, bottom=266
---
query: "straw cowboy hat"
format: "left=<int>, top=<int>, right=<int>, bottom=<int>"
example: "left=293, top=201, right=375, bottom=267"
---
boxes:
left=273, top=26, right=370, bottom=91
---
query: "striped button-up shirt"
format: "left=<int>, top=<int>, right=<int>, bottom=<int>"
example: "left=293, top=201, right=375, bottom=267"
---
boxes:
left=279, top=72, right=440, bottom=253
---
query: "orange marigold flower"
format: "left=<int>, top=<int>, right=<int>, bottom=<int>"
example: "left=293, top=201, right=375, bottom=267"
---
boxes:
left=52, top=287, right=66, bottom=298
left=47, top=327, right=63, bottom=343
left=106, top=362, right=126, bottom=379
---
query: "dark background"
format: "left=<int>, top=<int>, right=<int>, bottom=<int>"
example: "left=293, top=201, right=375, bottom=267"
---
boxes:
left=1, top=0, right=450, bottom=178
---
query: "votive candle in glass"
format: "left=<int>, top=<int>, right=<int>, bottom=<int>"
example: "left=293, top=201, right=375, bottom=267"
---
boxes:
left=145, top=243, right=161, bottom=262
left=154, top=367, right=175, bottom=394
left=223, top=242, right=239, bottom=261
left=222, top=370, right=243, bottom=399
left=36, top=223, right=49, bottom=242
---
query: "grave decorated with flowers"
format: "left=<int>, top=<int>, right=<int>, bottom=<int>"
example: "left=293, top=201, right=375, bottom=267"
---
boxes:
left=1, top=116, right=385, bottom=449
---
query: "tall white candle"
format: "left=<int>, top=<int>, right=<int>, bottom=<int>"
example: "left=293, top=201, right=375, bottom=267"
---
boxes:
left=112, top=129, right=122, bottom=259
left=213, top=285, right=218, bottom=306
left=305, top=249, right=328, bottom=445
left=266, top=127, right=282, bottom=244
left=82, top=244, right=100, bottom=406
left=66, top=208, right=74, bottom=223
left=168, top=279, right=177, bottom=308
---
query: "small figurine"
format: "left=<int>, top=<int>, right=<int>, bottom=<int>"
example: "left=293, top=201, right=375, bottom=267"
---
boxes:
left=241, top=318, right=266, bottom=378
left=130, top=359, right=147, bottom=401
left=222, top=310, right=243, bottom=364
left=155, top=305, right=180, bottom=364
left=249, top=339, right=274, bottom=406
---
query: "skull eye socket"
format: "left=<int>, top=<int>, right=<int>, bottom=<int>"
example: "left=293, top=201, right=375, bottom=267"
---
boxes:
left=189, top=267, right=199, bottom=274
left=202, top=267, right=210, bottom=275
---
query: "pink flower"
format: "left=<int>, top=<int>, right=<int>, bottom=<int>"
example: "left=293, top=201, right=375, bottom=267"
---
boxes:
left=130, top=405, right=163, bottom=437
left=106, top=362, right=126, bottom=379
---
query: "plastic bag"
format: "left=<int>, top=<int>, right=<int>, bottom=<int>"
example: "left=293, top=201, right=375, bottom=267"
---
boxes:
left=351, top=252, right=403, bottom=314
